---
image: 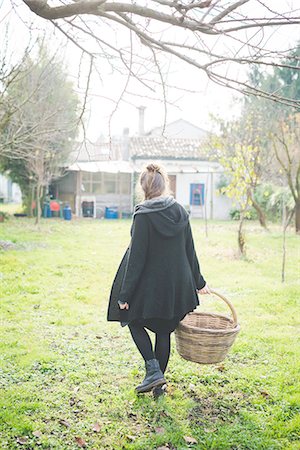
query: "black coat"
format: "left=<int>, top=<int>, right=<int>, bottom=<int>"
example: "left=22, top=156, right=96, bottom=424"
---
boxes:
left=107, top=200, right=206, bottom=325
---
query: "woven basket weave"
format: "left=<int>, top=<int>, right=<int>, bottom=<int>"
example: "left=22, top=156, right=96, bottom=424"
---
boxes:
left=175, top=289, right=240, bottom=364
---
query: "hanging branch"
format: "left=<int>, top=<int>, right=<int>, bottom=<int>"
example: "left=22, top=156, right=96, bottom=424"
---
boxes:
left=18, top=0, right=300, bottom=109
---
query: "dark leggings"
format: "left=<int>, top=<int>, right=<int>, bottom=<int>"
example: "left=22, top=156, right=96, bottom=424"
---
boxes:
left=128, top=322, right=171, bottom=373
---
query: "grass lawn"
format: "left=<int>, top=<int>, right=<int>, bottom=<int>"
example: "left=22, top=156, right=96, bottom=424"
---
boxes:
left=0, top=216, right=299, bottom=450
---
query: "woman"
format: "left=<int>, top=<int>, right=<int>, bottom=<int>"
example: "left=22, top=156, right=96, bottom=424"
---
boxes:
left=107, top=163, right=210, bottom=397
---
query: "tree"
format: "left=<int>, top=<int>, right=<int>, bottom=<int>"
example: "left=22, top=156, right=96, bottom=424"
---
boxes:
left=17, top=1, right=300, bottom=109
left=270, top=114, right=300, bottom=234
left=0, top=29, right=38, bottom=154
left=243, top=46, right=300, bottom=232
left=211, top=112, right=267, bottom=238
left=0, top=43, right=79, bottom=223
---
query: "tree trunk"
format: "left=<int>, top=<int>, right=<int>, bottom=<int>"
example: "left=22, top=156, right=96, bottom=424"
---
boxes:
left=282, top=204, right=287, bottom=283
left=282, top=206, right=295, bottom=282
left=35, top=183, right=42, bottom=225
left=238, top=212, right=246, bottom=258
left=296, top=200, right=300, bottom=234
left=251, top=197, right=268, bottom=230
left=30, top=184, right=35, bottom=217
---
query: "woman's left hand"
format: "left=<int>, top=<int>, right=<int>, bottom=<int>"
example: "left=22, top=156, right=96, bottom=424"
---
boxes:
left=198, top=283, right=211, bottom=295
left=119, top=302, right=129, bottom=310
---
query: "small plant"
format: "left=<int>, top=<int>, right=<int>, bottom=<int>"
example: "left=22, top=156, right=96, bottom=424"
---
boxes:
left=229, top=208, right=257, bottom=221
left=216, top=173, right=230, bottom=195
left=0, top=211, right=9, bottom=222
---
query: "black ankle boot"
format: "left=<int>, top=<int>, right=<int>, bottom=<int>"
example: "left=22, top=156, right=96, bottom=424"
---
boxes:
left=136, top=359, right=166, bottom=394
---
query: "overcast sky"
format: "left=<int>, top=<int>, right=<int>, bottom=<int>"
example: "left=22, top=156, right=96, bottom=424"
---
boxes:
left=1, top=0, right=299, bottom=140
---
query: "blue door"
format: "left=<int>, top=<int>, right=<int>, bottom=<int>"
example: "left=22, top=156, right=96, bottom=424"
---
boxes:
left=190, top=183, right=205, bottom=206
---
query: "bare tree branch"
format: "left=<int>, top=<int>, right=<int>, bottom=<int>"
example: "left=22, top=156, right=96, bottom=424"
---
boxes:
left=17, top=0, right=300, bottom=110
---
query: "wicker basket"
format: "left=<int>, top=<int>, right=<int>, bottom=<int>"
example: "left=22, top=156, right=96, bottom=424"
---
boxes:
left=175, top=289, right=240, bottom=364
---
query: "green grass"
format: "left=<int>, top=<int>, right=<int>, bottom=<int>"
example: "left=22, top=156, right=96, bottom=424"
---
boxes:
left=0, top=203, right=23, bottom=214
left=0, top=216, right=299, bottom=450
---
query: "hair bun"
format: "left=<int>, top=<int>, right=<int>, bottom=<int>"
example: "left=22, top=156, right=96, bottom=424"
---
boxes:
left=146, top=163, right=161, bottom=173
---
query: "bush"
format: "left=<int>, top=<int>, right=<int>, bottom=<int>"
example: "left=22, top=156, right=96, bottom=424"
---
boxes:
left=229, top=207, right=257, bottom=221
left=253, top=184, right=294, bottom=222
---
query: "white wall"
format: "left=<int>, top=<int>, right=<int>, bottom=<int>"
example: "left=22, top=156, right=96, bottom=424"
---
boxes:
left=132, top=159, right=234, bottom=220
left=175, top=171, right=233, bottom=220
left=176, top=172, right=209, bottom=211
left=0, top=174, right=22, bottom=203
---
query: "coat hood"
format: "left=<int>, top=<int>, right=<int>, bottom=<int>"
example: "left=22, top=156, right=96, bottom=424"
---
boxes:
left=133, top=196, right=189, bottom=238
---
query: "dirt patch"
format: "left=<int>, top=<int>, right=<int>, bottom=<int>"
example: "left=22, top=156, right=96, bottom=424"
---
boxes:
left=0, top=240, right=47, bottom=251
left=188, top=391, right=250, bottom=425
left=0, top=240, right=17, bottom=251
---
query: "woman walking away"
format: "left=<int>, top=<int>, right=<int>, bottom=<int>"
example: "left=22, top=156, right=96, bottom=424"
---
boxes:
left=107, top=163, right=211, bottom=397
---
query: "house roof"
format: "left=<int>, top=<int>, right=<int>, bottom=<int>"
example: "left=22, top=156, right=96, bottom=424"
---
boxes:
left=148, top=119, right=208, bottom=139
left=129, top=136, right=207, bottom=160
left=69, top=140, right=119, bottom=162
left=70, top=136, right=207, bottom=162
left=70, top=117, right=210, bottom=163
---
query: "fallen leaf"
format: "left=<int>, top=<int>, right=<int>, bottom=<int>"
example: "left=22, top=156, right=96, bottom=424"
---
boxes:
left=16, top=436, right=28, bottom=445
left=155, top=427, right=165, bottom=434
left=95, top=335, right=102, bottom=339
left=126, top=435, right=137, bottom=441
left=75, top=436, right=87, bottom=447
left=92, top=422, right=101, bottom=432
left=32, top=430, right=42, bottom=437
left=160, top=410, right=171, bottom=418
left=59, top=419, right=71, bottom=427
left=183, top=436, right=198, bottom=444
left=157, top=446, right=170, bottom=450
left=260, top=390, right=270, bottom=398
left=74, top=386, right=80, bottom=393
left=216, top=364, right=226, bottom=372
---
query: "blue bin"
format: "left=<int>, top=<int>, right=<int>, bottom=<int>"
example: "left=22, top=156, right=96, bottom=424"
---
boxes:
left=63, top=205, right=72, bottom=221
left=43, top=203, right=51, bottom=218
left=105, top=207, right=118, bottom=219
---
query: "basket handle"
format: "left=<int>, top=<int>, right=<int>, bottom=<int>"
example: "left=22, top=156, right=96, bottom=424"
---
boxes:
left=199, top=289, right=238, bottom=327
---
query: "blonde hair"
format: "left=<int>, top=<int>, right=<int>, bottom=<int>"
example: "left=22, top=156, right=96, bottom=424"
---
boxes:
left=138, top=163, right=170, bottom=200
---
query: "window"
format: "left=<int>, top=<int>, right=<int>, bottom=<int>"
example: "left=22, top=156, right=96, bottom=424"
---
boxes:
left=81, top=172, right=92, bottom=192
left=81, top=172, right=130, bottom=195
left=190, top=183, right=205, bottom=206
left=103, top=173, right=116, bottom=194
left=119, top=173, right=131, bottom=195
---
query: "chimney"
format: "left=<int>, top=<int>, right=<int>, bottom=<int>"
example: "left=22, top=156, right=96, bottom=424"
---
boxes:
left=121, top=127, right=130, bottom=160
left=137, top=106, right=146, bottom=136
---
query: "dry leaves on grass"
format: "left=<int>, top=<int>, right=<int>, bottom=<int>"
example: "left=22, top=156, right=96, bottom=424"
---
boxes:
left=32, top=430, right=42, bottom=438
left=59, top=419, right=71, bottom=427
left=183, top=435, right=198, bottom=445
left=16, top=436, right=28, bottom=445
left=157, top=444, right=177, bottom=450
left=155, top=427, right=165, bottom=434
left=260, top=390, right=271, bottom=398
left=92, top=422, right=101, bottom=432
left=126, top=434, right=137, bottom=441
left=75, top=436, right=87, bottom=447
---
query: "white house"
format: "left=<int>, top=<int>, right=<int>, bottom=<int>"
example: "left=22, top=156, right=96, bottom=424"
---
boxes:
left=0, top=173, right=22, bottom=204
left=52, top=118, right=233, bottom=219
